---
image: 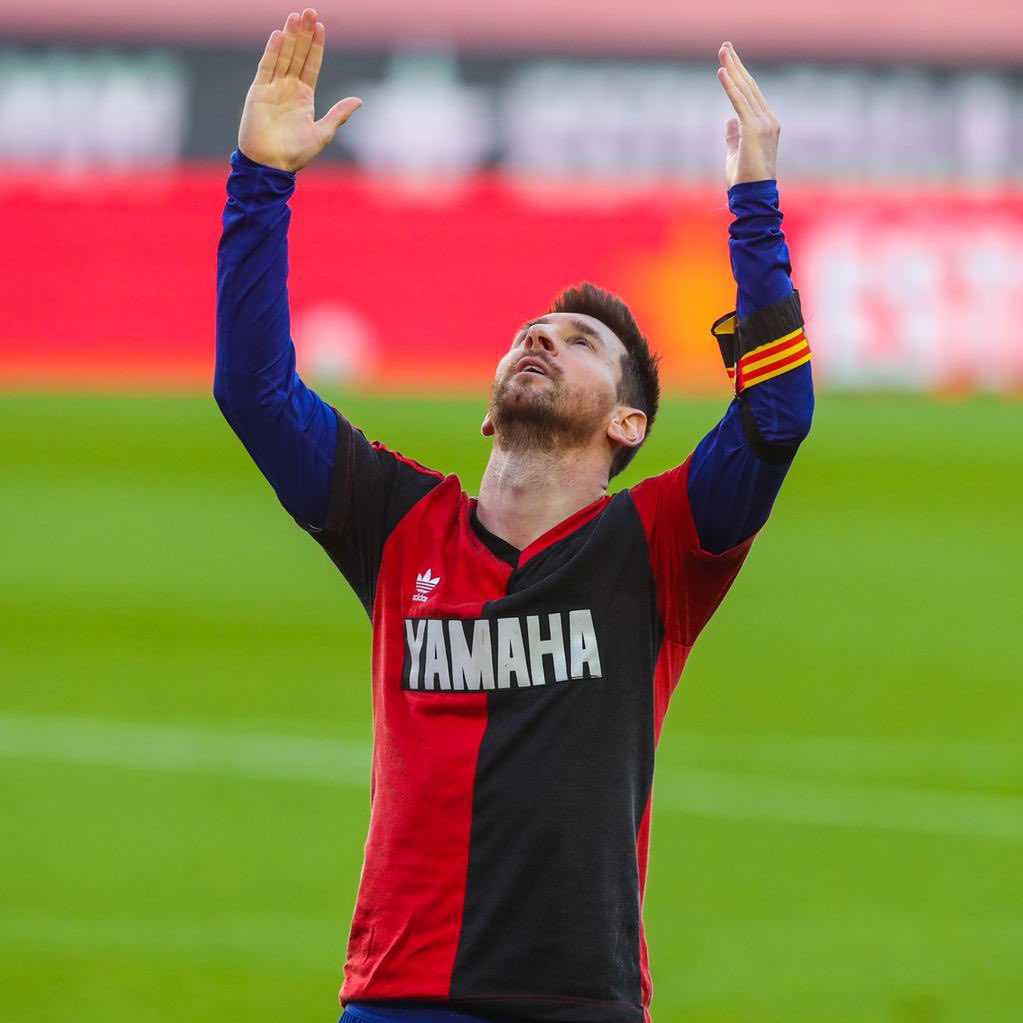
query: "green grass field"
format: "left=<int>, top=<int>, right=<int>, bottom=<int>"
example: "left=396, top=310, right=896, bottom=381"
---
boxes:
left=1, top=391, right=1021, bottom=1023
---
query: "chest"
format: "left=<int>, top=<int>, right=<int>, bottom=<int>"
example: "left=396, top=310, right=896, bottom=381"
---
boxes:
left=374, top=489, right=661, bottom=696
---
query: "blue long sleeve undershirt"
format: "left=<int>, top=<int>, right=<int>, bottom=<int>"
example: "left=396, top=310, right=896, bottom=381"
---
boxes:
left=215, top=150, right=336, bottom=529
left=685, top=180, right=814, bottom=553
left=214, top=150, right=812, bottom=553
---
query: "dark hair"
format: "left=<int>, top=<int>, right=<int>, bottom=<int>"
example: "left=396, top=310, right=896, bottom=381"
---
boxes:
left=549, top=282, right=660, bottom=479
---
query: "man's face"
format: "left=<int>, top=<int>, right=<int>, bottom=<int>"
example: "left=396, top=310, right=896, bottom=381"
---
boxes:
left=485, top=312, right=629, bottom=454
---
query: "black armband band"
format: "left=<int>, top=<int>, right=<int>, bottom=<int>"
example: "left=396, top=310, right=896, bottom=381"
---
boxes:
left=710, top=290, right=810, bottom=394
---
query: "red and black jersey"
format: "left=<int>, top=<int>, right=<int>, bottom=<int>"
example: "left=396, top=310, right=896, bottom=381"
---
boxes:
left=215, top=151, right=812, bottom=1023
left=300, top=411, right=753, bottom=1023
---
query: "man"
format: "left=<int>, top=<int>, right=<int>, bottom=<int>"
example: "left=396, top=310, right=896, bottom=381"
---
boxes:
left=215, top=10, right=813, bottom=1023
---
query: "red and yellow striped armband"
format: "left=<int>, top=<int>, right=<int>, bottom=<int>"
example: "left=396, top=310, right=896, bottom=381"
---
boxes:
left=710, top=290, right=810, bottom=394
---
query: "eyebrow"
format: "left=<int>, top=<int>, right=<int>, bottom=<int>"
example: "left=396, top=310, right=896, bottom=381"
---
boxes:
left=516, top=317, right=607, bottom=347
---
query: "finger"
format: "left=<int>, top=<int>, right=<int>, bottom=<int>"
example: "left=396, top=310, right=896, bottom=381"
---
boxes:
left=726, top=44, right=762, bottom=97
left=717, top=44, right=754, bottom=111
left=299, top=21, right=326, bottom=89
left=316, top=96, right=363, bottom=144
left=723, top=43, right=770, bottom=118
left=725, top=116, right=740, bottom=152
left=274, top=12, right=301, bottom=79
left=716, top=63, right=753, bottom=120
left=288, top=8, right=318, bottom=79
left=719, top=43, right=765, bottom=119
left=253, top=30, right=282, bottom=86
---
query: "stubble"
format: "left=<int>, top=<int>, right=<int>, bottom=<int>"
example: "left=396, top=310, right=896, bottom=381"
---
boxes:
left=489, top=365, right=614, bottom=456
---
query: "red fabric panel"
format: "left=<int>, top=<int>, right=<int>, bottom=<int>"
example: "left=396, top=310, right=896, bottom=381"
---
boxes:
left=636, top=582, right=707, bottom=1022
left=629, top=459, right=753, bottom=652
left=635, top=794, right=654, bottom=1023
left=342, top=477, right=512, bottom=1000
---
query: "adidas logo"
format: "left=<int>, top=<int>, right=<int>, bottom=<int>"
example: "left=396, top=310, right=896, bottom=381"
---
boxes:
left=413, top=568, right=441, bottom=603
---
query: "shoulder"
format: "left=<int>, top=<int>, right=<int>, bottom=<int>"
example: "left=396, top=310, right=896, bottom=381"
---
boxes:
left=625, top=457, right=696, bottom=519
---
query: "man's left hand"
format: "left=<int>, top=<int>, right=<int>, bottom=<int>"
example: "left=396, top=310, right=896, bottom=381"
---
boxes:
left=716, top=42, right=780, bottom=188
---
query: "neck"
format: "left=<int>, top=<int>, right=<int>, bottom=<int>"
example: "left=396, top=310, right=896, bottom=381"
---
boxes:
left=476, top=440, right=610, bottom=551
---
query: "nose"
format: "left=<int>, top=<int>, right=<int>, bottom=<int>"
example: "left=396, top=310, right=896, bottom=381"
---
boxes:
left=523, top=325, right=557, bottom=354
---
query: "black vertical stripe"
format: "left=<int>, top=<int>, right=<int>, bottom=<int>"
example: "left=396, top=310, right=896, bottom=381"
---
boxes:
left=449, top=496, right=662, bottom=1023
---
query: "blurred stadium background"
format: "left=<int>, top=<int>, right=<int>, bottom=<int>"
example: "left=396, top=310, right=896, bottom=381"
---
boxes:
left=1, top=1, right=1021, bottom=1021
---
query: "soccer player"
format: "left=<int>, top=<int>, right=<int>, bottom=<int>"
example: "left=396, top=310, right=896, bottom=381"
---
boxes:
left=215, top=10, right=813, bottom=1023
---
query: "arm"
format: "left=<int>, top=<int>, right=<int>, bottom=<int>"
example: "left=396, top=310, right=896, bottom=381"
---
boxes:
left=214, top=11, right=444, bottom=617
left=687, top=43, right=814, bottom=554
left=215, top=150, right=336, bottom=528
left=213, top=9, right=362, bottom=529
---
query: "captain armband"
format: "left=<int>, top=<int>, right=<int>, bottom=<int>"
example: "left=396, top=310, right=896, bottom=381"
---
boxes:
left=710, top=290, right=810, bottom=396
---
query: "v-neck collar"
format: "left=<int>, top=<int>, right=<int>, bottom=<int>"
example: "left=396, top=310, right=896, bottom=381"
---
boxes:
left=469, top=504, right=521, bottom=567
left=468, top=494, right=612, bottom=570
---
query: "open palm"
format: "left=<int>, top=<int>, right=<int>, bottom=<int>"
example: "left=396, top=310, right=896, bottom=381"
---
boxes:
left=238, top=8, right=361, bottom=173
left=715, top=42, right=779, bottom=188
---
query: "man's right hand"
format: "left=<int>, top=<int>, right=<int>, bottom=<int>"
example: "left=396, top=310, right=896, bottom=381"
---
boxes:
left=238, top=8, right=362, bottom=173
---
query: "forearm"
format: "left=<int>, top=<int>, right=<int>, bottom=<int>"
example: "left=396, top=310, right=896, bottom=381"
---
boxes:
left=728, top=179, right=794, bottom=319
left=215, top=149, right=298, bottom=380
left=214, top=149, right=336, bottom=529
left=727, top=179, right=813, bottom=448
left=687, top=180, right=813, bottom=553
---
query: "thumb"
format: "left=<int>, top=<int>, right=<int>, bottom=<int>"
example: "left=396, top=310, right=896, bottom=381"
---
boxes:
left=725, top=116, right=740, bottom=154
left=316, top=96, right=363, bottom=145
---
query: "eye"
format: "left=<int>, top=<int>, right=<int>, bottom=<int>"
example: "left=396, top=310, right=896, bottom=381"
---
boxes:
left=569, top=335, right=590, bottom=347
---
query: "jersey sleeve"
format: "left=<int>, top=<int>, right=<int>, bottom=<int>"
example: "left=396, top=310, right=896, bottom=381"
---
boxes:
left=214, top=149, right=443, bottom=617
left=629, top=459, right=753, bottom=648
left=687, top=180, right=814, bottom=555
left=300, top=411, right=444, bottom=616
left=214, top=149, right=337, bottom=529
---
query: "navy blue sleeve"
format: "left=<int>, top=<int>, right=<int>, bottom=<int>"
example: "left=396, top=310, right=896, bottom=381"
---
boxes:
left=214, top=148, right=337, bottom=530
left=686, top=180, right=814, bottom=555
left=214, top=150, right=445, bottom=614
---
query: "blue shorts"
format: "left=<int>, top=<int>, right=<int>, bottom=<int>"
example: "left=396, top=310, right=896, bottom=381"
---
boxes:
left=341, top=1003, right=492, bottom=1023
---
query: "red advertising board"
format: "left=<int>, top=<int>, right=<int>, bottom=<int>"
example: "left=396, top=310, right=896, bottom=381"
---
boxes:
left=3, top=167, right=1023, bottom=393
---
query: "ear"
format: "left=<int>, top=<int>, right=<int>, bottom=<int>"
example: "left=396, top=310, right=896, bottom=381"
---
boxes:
left=606, top=407, right=646, bottom=451
left=481, top=411, right=495, bottom=437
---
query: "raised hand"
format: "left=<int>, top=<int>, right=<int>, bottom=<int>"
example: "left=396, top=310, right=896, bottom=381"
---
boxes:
left=238, top=8, right=362, bottom=172
left=716, top=42, right=780, bottom=188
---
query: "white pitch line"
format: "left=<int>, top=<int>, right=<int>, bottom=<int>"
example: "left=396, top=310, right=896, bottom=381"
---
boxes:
left=657, top=766, right=1023, bottom=843
left=670, top=729, right=1023, bottom=792
left=1, top=713, right=1021, bottom=843
left=0, top=713, right=371, bottom=787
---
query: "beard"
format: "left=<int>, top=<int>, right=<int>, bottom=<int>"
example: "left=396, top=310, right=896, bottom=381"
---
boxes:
left=489, top=363, right=615, bottom=456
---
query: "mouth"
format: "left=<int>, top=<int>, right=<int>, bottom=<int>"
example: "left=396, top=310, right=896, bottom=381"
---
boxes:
left=513, top=356, right=551, bottom=378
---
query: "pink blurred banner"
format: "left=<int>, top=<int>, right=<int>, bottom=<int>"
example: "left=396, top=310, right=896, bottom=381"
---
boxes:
left=4, top=0, right=1022, bottom=62
left=3, top=167, right=1022, bottom=394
